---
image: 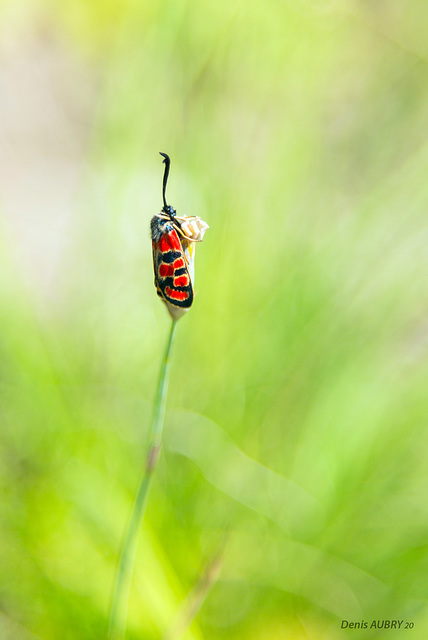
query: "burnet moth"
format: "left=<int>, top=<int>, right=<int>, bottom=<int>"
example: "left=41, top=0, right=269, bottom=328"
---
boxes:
left=150, top=153, right=208, bottom=320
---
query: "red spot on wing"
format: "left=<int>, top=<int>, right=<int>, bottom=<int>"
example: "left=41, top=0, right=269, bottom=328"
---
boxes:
left=158, top=257, right=186, bottom=279
left=174, top=275, right=189, bottom=287
left=159, top=230, right=181, bottom=253
left=165, top=287, right=190, bottom=301
left=159, top=264, right=175, bottom=277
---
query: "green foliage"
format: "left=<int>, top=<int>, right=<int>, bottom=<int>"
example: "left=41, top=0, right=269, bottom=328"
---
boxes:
left=1, top=0, right=428, bottom=638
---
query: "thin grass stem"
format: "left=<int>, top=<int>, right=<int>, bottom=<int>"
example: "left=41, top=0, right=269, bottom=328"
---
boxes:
left=108, top=319, right=178, bottom=640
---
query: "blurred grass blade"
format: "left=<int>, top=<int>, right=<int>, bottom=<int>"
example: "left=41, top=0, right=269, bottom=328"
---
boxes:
left=108, top=319, right=178, bottom=640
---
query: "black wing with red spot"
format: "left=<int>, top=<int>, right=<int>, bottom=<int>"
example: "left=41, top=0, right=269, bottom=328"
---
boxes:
left=151, top=216, right=193, bottom=309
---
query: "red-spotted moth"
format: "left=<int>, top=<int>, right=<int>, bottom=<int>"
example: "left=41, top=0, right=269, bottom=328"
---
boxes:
left=150, top=153, right=208, bottom=320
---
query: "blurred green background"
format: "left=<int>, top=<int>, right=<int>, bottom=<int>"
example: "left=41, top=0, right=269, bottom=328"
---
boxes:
left=1, top=0, right=428, bottom=638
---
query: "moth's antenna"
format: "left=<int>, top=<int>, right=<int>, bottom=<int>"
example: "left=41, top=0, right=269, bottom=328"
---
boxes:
left=159, top=152, right=171, bottom=210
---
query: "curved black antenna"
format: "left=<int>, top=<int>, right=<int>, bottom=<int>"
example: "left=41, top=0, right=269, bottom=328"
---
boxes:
left=159, top=152, right=171, bottom=210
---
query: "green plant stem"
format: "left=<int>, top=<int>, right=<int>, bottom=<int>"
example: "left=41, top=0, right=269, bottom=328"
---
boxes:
left=108, top=319, right=178, bottom=640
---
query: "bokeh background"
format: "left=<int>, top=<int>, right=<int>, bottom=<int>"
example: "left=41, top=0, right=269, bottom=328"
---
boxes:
left=1, top=1, right=428, bottom=638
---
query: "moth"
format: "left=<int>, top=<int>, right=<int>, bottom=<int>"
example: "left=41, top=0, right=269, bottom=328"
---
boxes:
left=150, top=153, right=208, bottom=319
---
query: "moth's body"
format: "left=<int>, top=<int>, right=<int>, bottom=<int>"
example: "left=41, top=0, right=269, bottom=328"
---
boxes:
left=150, top=153, right=208, bottom=320
left=151, top=214, right=193, bottom=308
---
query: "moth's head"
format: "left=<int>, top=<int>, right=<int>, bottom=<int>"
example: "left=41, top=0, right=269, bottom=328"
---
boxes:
left=162, top=204, right=177, bottom=219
